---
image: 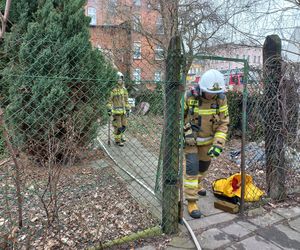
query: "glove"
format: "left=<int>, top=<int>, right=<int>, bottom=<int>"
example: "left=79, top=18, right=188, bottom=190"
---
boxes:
left=183, top=123, right=197, bottom=146
left=208, top=145, right=223, bottom=158
left=107, top=109, right=112, bottom=116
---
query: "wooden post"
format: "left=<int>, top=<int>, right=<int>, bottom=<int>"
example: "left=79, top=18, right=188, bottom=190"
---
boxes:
left=263, top=35, right=286, bottom=200
left=162, top=35, right=181, bottom=234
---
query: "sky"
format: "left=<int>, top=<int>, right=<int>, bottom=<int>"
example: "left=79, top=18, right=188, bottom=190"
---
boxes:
left=218, top=0, right=300, bottom=61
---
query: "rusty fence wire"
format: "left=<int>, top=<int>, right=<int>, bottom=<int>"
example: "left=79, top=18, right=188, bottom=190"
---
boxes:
left=242, top=61, right=300, bottom=206
left=0, top=32, right=182, bottom=249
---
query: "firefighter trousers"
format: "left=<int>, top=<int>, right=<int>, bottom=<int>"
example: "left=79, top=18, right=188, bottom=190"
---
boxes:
left=112, top=114, right=127, bottom=142
left=184, top=144, right=212, bottom=201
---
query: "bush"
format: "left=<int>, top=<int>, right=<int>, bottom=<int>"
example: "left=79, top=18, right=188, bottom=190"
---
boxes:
left=226, top=90, right=264, bottom=140
left=135, top=84, right=164, bottom=115
left=1, top=0, right=116, bottom=163
left=227, top=90, right=243, bottom=136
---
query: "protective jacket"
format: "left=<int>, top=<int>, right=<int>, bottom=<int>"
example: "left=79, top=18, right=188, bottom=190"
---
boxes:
left=184, top=91, right=229, bottom=149
left=107, top=85, right=131, bottom=115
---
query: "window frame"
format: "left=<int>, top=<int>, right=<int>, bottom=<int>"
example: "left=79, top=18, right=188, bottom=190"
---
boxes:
left=87, top=7, right=97, bottom=26
left=133, top=68, right=142, bottom=84
left=133, top=41, right=142, bottom=60
left=133, top=0, right=141, bottom=7
left=156, top=16, right=164, bottom=34
left=154, top=71, right=161, bottom=82
left=155, top=45, right=164, bottom=60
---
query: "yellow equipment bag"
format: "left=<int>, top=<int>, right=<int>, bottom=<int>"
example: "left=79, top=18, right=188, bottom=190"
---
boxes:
left=212, top=173, right=264, bottom=203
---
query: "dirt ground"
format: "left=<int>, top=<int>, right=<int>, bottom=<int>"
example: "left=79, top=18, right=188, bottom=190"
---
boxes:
left=1, top=134, right=299, bottom=249
left=0, top=150, right=159, bottom=249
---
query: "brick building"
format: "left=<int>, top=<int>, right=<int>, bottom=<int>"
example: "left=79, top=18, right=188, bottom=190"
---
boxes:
left=202, top=44, right=262, bottom=72
left=186, top=44, right=262, bottom=87
left=85, top=0, right=167, bottom=84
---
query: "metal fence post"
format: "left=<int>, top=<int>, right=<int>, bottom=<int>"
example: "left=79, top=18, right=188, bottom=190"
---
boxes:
left=263, top=35, right=286, bottom=200
left=240, top=61, right=249, bottom=215
left=162, top=35, right=181, bottom=234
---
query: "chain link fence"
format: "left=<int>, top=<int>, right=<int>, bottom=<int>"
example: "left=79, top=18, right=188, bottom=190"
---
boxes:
left=1, top=13, right=299, bottom=249
left=244, top=59, right=300, bottom=204
left=0, top=26, right=184, bottom=249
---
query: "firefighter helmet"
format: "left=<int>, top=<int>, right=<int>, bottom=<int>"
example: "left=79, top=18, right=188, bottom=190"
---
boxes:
left=117, top=71, right=124, bottom=80
left=199, top=69, right=225, bottom=94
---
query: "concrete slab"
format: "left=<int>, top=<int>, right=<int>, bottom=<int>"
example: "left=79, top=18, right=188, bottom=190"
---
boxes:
left=96, top=131, right=161, bottom=217
left=289, top=217, right=300, bottom=233
left=167, top=236, right=195, bottom=249
left=274, top=206, right=300, bottom=219
left=188, top=212, right=237, bottom=231
left=197, top=228, right=232, bottom=249
left=221, top=222, right=252, bottom=239
left=247, top=212, right=284, bottom=228
left=257, top=224, right=300, bottom=250
left=165, top=247, right=196, bottom=250
left=236, top=220, right=258, bottom=232
left=199, top=192, right=225, bottom=217
left=247, top=207, right=266, bottom=217
left=230, top=235, right=282, bottom=250
left=183, top=194, right=223, bottom=221
left=136, top=246, right=157, bottom=250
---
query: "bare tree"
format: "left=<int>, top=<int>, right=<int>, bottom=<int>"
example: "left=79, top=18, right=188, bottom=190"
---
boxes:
left=0, top=0, right=11, bottom=39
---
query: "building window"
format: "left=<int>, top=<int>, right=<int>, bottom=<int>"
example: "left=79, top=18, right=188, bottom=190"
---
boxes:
left=247, top=55, right=250, bottom=62
left=258, top=56, right=261, bottom=64
left=147, top=1, right=160, bottom=10
left=155, top=45, right=164, bottom=60
left=133, top=68, right=141, bottom=84
left=87, top=7, right=97, bottom=26
left=133, top=14, right=141, bottom=31
left=133, top=0, right=141, bottom=6
left=154, top=71, right=161, bottom=82
left=133, top=42, right=141, bottom=59
left=108, top=0, right=117, bottom=17
left=156, top=17, right=164, bottom=34
left=253, top=56, right=256, bottom=63
left=243, top=55, right=246, bottom=60
left=236, top=54, right=239, bottom=59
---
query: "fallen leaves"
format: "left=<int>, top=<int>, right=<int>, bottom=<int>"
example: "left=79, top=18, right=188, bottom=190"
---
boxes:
left=0, top=157, right=158, bottom=249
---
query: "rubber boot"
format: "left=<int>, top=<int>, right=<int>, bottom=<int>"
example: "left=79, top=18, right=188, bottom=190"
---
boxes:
left=187, top=200, right=202, bottom=218
left=116, top=141, right=124, bottom=147
left=198, top=189, right=207, bottom=196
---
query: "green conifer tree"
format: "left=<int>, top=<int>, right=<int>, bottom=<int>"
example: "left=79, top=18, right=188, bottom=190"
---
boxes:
left=1, top=0, right=115, bottom=163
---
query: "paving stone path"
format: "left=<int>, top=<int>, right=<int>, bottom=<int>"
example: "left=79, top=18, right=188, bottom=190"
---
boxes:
left=97, top=125, right=300, bottom=250
left=140, top=193, right=300, bottom=250
left=96, top=125, right=162, bottom=218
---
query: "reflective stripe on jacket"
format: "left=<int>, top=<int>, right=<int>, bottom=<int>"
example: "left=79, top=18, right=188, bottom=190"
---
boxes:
left=107, top=86, right=131, bottom=115
left=184, top=92, right=230, bottom=148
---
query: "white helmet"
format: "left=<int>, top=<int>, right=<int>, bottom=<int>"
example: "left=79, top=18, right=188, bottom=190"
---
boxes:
left=199, top=69, right=225, bottom=94
left=117, top=71, right=124, bottom=80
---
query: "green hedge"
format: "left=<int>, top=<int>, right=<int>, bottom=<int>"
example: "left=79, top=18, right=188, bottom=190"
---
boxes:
left=226, top=90, right=264, bottom=140
left=227, top=90, right=243, bottom=136
left=135, top=84, right=164, bottom=115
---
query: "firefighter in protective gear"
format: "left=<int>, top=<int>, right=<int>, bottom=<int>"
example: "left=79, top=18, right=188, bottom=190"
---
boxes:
left=107, top=72, right=131, bottom=146
left=184, top=69, right=230, bottom=218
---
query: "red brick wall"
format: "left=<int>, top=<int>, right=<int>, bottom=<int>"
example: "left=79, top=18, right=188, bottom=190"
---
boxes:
left=86, top=0, right=167, bottom=82
left=89, top=23, right=132, bottom=77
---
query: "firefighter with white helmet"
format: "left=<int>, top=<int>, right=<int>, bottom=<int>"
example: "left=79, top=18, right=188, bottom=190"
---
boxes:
left=107, top=71, right=131, bottom=146
left=183, top=69, right=230, bottom=218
